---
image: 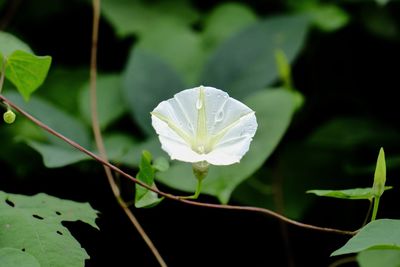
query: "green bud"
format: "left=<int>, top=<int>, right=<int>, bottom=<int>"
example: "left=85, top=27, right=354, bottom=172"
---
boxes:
left=3, top=109, right=16, bottom=124
left=373, top=147, right=386, bottom=197
left=275, top=49, right=292, bottom=89
left=192, top=161, right=209, bottom=181
left=292, top=90, right=305, bottom=111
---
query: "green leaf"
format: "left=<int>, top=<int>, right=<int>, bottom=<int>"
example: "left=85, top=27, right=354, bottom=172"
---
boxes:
left=5, top=50, right=52, bottom=101
left=119, top=137, right=167, bottom=167
left=27, top=133, right=137, bottom=168
left=0, top=248, right=41, bottom=267
left=137, top=24, right=204, bottom=84
left=122, top=48, right=185, bottom=135
left=79, top=74, right=126, bottom=129
left=202, top=3, right=257, bottom=51
left=306, top=4, right=350, bottom=32
left=27, top=141, right=90, bottom=168
left=201, top=15, right=310, bottom=100
left=358, top=249, right=400, bottom=267
left=0, top=32, right=32, bottom=57
left=5, top=92, right=90, bottom=147
left=0, top=32, right=51, bottom=101
left=3, top=92, right=94, bottom=168
left=361, top=7, right=399, bottom=40
left=0, top=191, right=98, bottom=267
left=233, top=144, right=351, bottom=219
left=37, top=67, right=88, bottom=114
left=373, top=148, right=386, bottom=197
left=135, top=151, right=163, bottom=208
left=376, top=0, right=391, bottom=6
left=101, top=133, right=138, bottom=163
left=307, top=187, right=392, bottom=200
left=0, top=0, right=6, bottom=10
left=157, top=89, right=295, bottom=203
left=101, top=0, right=198, bottom=37
left=307, top=118, right=400, bottom=149
left=332, top=219, right=400, bottom=256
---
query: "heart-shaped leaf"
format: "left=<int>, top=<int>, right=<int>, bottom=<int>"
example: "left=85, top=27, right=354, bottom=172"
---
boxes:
left=332, top=219, right=400, bottom=256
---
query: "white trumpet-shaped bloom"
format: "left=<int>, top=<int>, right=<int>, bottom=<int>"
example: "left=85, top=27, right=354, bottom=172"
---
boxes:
left=151, top=86, right=257, bottom=166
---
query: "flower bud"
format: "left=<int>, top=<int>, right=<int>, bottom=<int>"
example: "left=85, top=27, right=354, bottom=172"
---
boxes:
left=373, top=148, right=386, bottom=197
left=3, top=109, right=16, bottom=124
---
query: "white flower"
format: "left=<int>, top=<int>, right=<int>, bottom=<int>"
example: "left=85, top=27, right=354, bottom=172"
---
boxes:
left=151, top=86, right=257, bottom=166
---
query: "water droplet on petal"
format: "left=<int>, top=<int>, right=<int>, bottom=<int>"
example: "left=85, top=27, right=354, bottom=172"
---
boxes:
left=196, top=98, right=202, bottom=109
left=215, top=110, right=224, bottom=122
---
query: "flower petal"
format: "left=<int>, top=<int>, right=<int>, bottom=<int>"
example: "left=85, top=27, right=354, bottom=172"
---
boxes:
left=168, top=87, right=199, bottom=136
left=206, top=111, right=257, bottom=165
left=151, top=115, right=203, bottom=163
left=203, top=87, right=255, bottom=137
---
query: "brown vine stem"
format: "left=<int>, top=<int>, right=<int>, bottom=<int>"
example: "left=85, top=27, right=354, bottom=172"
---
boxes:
left=0, top=0, right=22, bottom=31
left=89, top=1, right=167, bottom=267
left=273, top=163, right=295, bottom=267
left=0, top=94, right=357, bottom=237
left=328, top=256, right=357, bottom=267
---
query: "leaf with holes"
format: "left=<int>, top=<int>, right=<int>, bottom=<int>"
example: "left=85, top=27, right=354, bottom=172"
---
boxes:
left=0, top=247, right=40, bottom=267
left=0, top=191, right=98, bottom=267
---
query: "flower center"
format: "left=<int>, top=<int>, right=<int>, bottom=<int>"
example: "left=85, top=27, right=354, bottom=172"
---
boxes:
left=192, top=86, right=211, bottom=155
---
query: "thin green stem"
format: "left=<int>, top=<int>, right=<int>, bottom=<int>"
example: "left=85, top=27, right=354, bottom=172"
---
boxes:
left=371, top=196, right=380, bottom=221
left=193, top=178, right=203, bottom=199
left=361, top=199, right=373, bottom=227
left=178, top=179, right=203, bottom=200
